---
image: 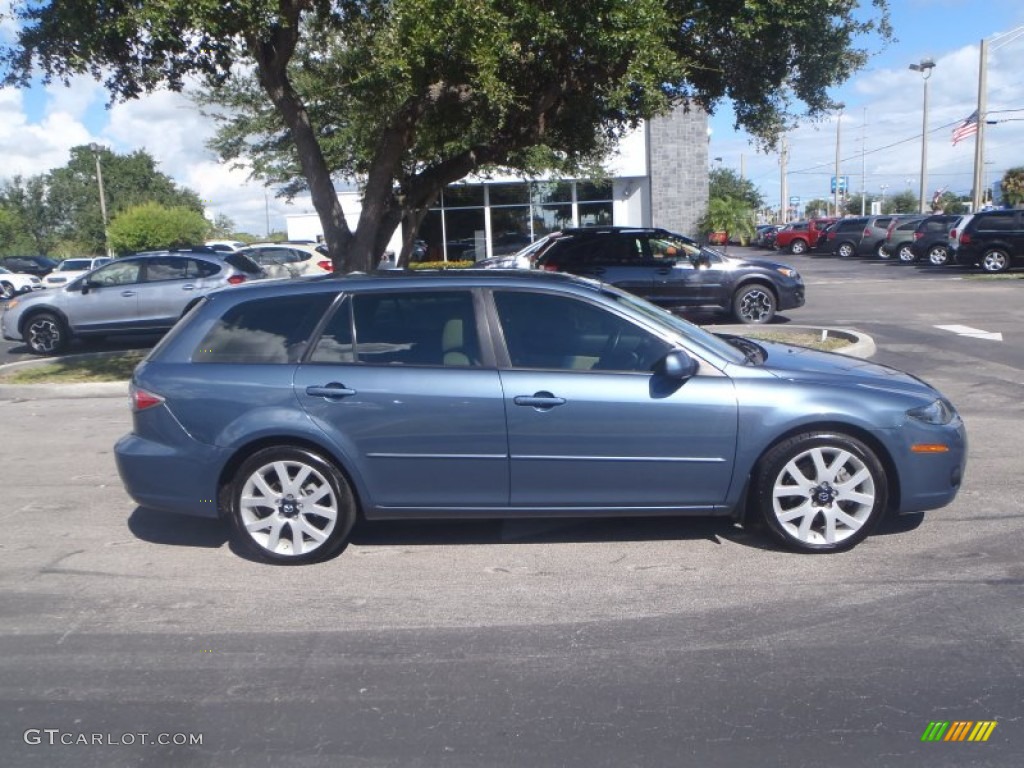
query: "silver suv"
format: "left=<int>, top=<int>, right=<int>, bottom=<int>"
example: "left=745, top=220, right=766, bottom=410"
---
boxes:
left=1, top=249, right=264, bottom=354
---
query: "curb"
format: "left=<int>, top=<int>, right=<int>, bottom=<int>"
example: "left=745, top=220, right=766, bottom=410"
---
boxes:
left=0, top=326, right=876, bottom=401
left=703, top=324, right=876, bottom=359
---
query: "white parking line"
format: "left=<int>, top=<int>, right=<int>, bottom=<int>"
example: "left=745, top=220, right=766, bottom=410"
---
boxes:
left=934, top=324, right=1004, bottom=341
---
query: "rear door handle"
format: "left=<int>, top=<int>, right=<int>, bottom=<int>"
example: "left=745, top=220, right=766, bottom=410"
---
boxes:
left=655, top=268, right=672, bottom=275
left=182, top=284, right=195, bottom=291
left=513, top=392, right=566, bottom=410
left=306, top=383, right=356, bottom=399
left=120, top=290, right=136, bottom=297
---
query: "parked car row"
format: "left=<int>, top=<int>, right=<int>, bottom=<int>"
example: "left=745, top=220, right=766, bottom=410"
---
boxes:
left=769, top=209, right=1024, bottom=273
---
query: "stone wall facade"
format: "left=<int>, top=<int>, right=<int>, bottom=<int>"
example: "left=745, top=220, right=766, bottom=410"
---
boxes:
left=647, top=106, right=709, bottom=238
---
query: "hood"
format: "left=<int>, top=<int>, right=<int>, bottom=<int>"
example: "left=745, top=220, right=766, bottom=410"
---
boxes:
left=723, top=255, right=794, bottom=272
left=756, top=340, right=935, bottom=397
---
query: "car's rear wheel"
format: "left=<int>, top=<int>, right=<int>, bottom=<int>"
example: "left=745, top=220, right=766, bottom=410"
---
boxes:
left=752, top=432, right=887, bottom=553
left=897, top=245, right=917, bottom=263
left=980, top=248, right=1010, bottom=274
left=927, top=245, right=950, bottom=266
left=837, top=242, right=856, bottom=258
left=0, top=281, right=14, bottom=299
left=732, top=283, right=776, bottom=324
left=24, top=311, right=69, bottom=355
left=789, top=239, right=807, bottom=255
left=230, top=446, right=357, bottom=565
left=876, top=243, right=890, bottom=259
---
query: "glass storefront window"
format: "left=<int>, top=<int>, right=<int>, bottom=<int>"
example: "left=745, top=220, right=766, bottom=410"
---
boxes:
left=533, top=204, right=574, bottom=236
left=578, top=201, right=613, bottom=227
left=532, top=181, right=573, bottom=205
left=488, top=183, right=530, bottom=207
left=577, top=181, right=613, bottom=202
left=490, top=206, right=533, bottom=255
left=442, top=185, right=485, bottom=208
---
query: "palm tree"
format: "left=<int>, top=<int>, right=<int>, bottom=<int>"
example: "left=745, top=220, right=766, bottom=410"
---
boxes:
left=699, top=197, right=756, bottom=250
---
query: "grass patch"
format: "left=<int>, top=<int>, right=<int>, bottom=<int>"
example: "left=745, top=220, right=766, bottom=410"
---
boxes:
left=1, top=351, right=146, bottom=384
left=963, top=273, right=1024, bottom=281
left=741, top=331, right=851, bottom=352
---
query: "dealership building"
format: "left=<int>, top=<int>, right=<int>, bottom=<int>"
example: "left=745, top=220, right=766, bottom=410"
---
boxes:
left=286, top=106, right=709, bottom=261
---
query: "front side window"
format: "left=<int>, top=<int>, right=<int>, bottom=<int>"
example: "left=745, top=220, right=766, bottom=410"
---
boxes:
left=493, top=291, right=672, bottom=373
left=311, top=290, right=481, bottom=367
left=194, top=293, right=335, bottom=364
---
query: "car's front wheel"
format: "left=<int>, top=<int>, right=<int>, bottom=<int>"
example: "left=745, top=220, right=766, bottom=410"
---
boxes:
left=876, top=243, right=890, bottom=259
left=732, top=283, right=777, bottom=324
left=789, top=239, right=808, bottom=255
left=927, top=245, right=950, bottom=266
left=897, top=245, right=917, bottom=263
left=980, top=248, right=1010, bottom=274
left=0, top=281, right=14, bottom=300
left=837, top=242, right=856, bottom=258
left=229, top=446, right=357, bottom=565
left=24, top=311, right=69, bottom=355
left=752, top=432, right=888, bottom=553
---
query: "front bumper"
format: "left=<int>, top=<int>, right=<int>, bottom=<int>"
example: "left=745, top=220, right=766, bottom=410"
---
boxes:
left=886, top=417, right=968, bottom=514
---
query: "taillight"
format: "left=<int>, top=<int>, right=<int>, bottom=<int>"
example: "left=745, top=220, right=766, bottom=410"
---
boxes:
left=131, top=385, right=165, bottom=412
left=960, top=233, right=972, bottom=245
left=542, top=263, right=560, bottom=272
left=913, top=232, right=923, bottom=240
left=863, top=228, right=871, bottom=237
left=318, top=260, right=333, bottom=272
left=827, top=232, right=836, bottom=240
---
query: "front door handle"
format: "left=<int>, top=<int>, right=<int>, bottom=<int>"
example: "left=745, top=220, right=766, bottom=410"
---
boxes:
left=182, top=284, right=195, bottom=291
left=655, top=268, right=672, bottom=275
left=120, top=290, right=137, bottom=297
left=306, top=383, right=356, bottom=399
left=513, top=391, right=566, bottom=410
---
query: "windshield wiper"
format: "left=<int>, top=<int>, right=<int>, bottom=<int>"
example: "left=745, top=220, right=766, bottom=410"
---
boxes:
left=719, top=334, right=765, bottom=365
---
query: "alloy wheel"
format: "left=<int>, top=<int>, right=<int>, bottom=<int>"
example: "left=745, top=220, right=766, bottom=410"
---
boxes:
left=770, top=445, right=876, bottom=547
left=928, top=246, right=949, bottom=266
left=981, top=250, right=1009, bottom=273
left=734, top=286, right=776, bottom=324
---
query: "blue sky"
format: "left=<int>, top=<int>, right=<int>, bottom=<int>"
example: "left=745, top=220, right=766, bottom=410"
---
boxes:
left=709, top=0, right=1024, bottom=211
left=2, top=1, right=1024, bottom=233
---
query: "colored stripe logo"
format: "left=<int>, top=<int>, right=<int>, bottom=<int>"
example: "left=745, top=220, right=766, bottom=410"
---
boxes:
left=921, top=721, right=997, bottom=742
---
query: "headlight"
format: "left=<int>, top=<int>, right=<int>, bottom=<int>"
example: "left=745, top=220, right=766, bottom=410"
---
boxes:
left=907, top=399, right=955, bottom=425
left=776, top=267, right=799, bottom=279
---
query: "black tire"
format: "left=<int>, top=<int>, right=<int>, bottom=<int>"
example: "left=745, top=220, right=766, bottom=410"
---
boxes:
left=876, top=243, right=890, bottom=259
left=927, top=245, right=950, bottom=267
left=752, top=432, right=888, bottom=553
left=980, top=248, right=1010, bottom=274
left=837, top=241, right=856, bottom=259
left=789, top=239, right=808, bottom=255
left=732, top=283, right=777, bottom=324
left=229, top=446, right=357, bottom=565
left=24, top=311, right=69, bottom=355
left=0, top=281, right=14, bottom=300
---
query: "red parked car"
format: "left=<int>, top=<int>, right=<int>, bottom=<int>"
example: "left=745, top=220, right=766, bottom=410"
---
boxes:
left=774, top=218, right=837, bottom=255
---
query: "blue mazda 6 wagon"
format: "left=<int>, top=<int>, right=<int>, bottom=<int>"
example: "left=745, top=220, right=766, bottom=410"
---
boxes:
left=115, top=270, right=966, bottom=564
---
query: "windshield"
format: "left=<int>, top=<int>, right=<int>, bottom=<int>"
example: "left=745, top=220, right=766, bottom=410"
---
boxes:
left=602, top=288, right=746, bottom=365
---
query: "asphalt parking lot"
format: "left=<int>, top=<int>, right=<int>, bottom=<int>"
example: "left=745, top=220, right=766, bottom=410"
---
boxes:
left=1, top=252, right=1022, bottom=767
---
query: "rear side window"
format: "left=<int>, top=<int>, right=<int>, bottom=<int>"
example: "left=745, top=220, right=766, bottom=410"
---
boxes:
left=975, top=213, right=1016, bottom=232
left=311, top=290, right=481, bottom=367
left=225, top=252, right=264, bottom=275
left=194, top=293, right=335, bottom=364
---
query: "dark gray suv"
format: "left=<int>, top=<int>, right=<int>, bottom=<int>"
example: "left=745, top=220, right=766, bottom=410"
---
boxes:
left=527, top=227, right=804, bottom=324
left=1, top=249, right=264, bottom=354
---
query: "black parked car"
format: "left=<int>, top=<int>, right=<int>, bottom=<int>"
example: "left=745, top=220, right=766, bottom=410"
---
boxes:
left=523, top=227, right=804, bottom=324
left=0, top=255, right=59, bottom=277
left=954, top=209, right=1024, bottom=273
left=907, top=215, right=962, bottom=266
left=820, top=217, right=869, bottom=258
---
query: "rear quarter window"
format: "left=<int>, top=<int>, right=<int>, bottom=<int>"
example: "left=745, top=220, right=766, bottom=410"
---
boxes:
left=975, top=214, right=1016, bottom=232
left=225, top=253, right=265, bottom=275
left=193, top=293, right=336, bottom=364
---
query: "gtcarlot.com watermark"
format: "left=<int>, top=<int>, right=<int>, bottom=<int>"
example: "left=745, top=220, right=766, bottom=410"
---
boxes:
left=24, top=729, right=203, bottom=747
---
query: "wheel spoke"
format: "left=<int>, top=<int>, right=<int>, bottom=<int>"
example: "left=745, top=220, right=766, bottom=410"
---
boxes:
left=251, top=473, right=278, bottom=501
left=271, top=461, right=293, bottom=493
left=291, top=464, right=314, bottom=493
left=809, top=449, right=829, bottom=481
left=838, top=490, right=874, bottom=507
left=797, top=507, right=817, bottom=540
left=266, top=519, right=285, bottom=552
left=297, top=517, right=328, bottom=543
left=783, top=458, right=812, bottom=486
left=833, top=508, right=864, bottom=530
left=825, top=450, right=852, bottom=480
left=290, top=521, right=305, bottom=554
left=824, top=511, right=838, bottom=544
left=245, top=516, right=274, bottom=532
left=777, top=500, right=813, bottom=523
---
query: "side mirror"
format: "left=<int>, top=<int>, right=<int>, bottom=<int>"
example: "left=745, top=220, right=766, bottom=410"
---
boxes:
left=656, top=349, right=698, bottom=380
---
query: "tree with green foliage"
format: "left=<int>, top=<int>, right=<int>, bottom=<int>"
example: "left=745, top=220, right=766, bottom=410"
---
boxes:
left=2, top=0, right=891, bottom=272
left=108, top=202, right=211, bottom=254
left=1, top=174, right=55, bottom=254
left=1000, top=167, right=1024, bottom=207
left=803, top=198, right=831, bottom=219
left=709, top=168, right=764, bottom=211
left=886, top=190, right=919, bottom=214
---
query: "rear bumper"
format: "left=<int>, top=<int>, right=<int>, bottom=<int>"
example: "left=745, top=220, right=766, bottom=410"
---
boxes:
left=115, top=432, right=224, bottom=519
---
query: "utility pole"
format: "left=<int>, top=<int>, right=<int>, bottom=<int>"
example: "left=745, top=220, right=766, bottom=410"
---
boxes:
left=88, top=143, right=112, bottom=258
left=833, top=104, right=845, bottom=217
left=860, top=107, right=867, bottom=215
left=779, top=135, right=788, bottom=225
left=971, top=38, right=988, bottom=211
left=910, top=58, right=936, bottom=213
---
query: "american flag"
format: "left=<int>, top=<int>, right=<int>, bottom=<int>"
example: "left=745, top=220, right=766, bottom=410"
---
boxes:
left=952, top=110, right=979, bottom=145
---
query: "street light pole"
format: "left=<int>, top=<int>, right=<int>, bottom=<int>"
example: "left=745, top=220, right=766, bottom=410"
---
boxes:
left=88, top=143, right=112, bottom=257
left=909, top=58, right=936, bottom=214
left=833, top=103, right=845, bottom=217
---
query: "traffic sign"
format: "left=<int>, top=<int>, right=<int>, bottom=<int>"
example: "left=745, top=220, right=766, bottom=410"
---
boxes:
left=830, top=176, right=850, bottom=193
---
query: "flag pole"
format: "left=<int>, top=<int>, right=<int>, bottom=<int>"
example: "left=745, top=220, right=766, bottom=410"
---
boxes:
left=972, top=38, right=988, bottom=210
